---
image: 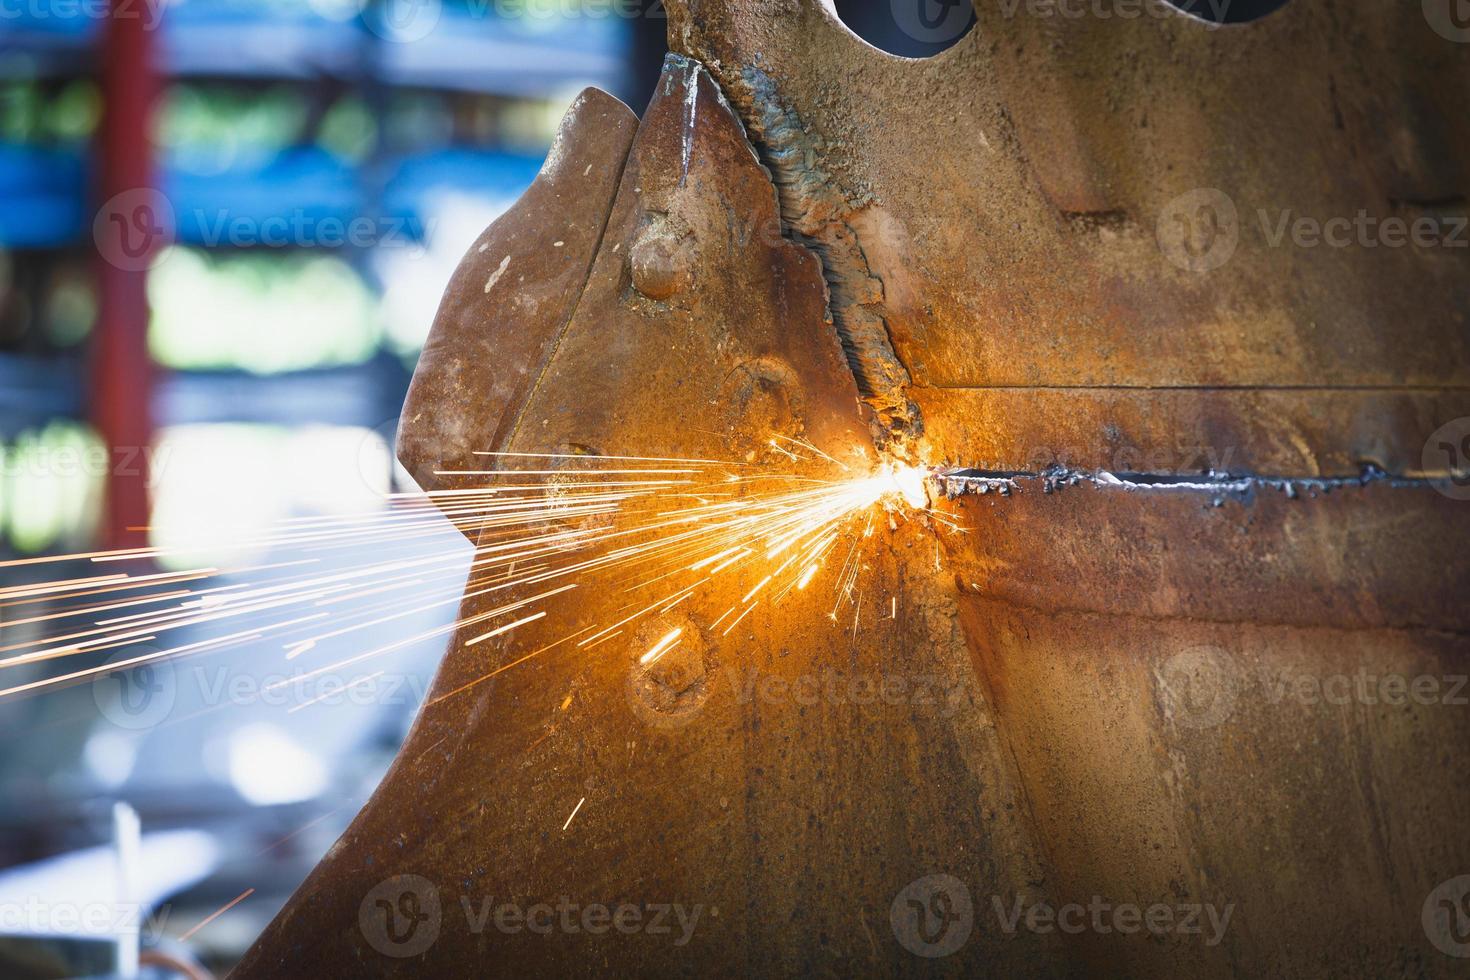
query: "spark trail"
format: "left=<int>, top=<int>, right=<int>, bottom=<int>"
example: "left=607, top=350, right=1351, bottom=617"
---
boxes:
left=0, top=448, right=947, bottom=711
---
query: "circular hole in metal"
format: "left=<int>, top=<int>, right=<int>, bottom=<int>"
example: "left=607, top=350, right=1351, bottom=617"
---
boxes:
left=832, top=0, right=976, bottom=58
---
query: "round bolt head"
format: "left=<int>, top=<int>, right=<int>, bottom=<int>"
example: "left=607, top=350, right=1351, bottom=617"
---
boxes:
left=629, top=235, right=687, bottom=300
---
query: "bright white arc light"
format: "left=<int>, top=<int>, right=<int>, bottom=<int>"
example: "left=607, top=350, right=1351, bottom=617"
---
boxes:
left=883, top=463, right=930, bottom=510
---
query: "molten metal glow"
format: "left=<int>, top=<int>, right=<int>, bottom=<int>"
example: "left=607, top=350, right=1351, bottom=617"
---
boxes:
left=884, top=462, right=930, bottom=510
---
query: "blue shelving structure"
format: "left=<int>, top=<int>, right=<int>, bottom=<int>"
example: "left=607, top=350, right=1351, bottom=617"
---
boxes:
left=0, top=8, right=638, bottom=964
left=0, top=0, right=631, bottom=554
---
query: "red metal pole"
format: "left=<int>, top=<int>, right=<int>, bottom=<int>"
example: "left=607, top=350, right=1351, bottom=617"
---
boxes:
left=93, top=0, right=159, bottom=551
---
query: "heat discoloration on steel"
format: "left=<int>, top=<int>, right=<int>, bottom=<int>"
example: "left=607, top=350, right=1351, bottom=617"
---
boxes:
left=238, top=55, right=1056, bottom=978
left=658, top=2, right=1470, bottom=975
left=666, top=0, right=1470, bottom=471
left=240, top=3, right=1469, bottom=976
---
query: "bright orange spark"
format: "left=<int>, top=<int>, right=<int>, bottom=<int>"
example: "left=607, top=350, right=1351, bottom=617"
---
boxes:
left=639, top=627, right=684, bottom=666
left=0, top=453, right=939, bottom=709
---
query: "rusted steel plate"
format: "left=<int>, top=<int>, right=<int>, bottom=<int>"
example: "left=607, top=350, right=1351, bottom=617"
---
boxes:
left=396, top=89, right=638, bottom=501
left=943, top=479, right=1470, bottom=977
left=237, top=3, right=1470, bottom=976
left=236, top=57, right=1057, bottom=977
left=483, top=56, right=871, bottom=467
left=913, top=386, right=1470, bottom=478
left=652, top=2, right=1470, bottom=976
left=958, top=594, right=1469, bottom=977
left=940, top=477, right=1470, bottom=633
left=665, top=0, right=1470, bottom=470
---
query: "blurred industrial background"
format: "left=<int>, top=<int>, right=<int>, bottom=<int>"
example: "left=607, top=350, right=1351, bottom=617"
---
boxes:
left=0, top=1, right=957, bottom=976
left=0, top=1, right=661, bottom=976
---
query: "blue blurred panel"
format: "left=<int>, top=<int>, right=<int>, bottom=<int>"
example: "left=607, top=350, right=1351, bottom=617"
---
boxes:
left=0, top=3, right=100, bottom=41
left=0, top=1, right=102, bottom=49
left=0, top=0, right=96, bottom=79
left=0, top=145, right=87, bottom=248
left=161, top=0, right=366, bottom=80
left=0, top=354, right=83, bottom=431
left=0, top=0, right=633, bottom=90
left=375, top=6, right=629, bottom=97
left=164, top=146, right=364, bottom=248
left=155, top=358, right=408, bottom=428
left=159, top=1, right=629, bottom=91
left=381, top=148, right=542, bottom=242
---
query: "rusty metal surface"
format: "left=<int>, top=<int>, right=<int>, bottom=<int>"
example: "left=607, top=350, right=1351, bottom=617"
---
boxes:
left=396, top=88, right=639, bottom=502
left=655, top=1, right=1470, bottom=975
left=236, top=55, right=1055, bottom=978
left=237, top=3, right=1470, bottom=976
left=946, top=477, right=1470, bottom=976
left=666, top=0, right=1470, bottom=469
